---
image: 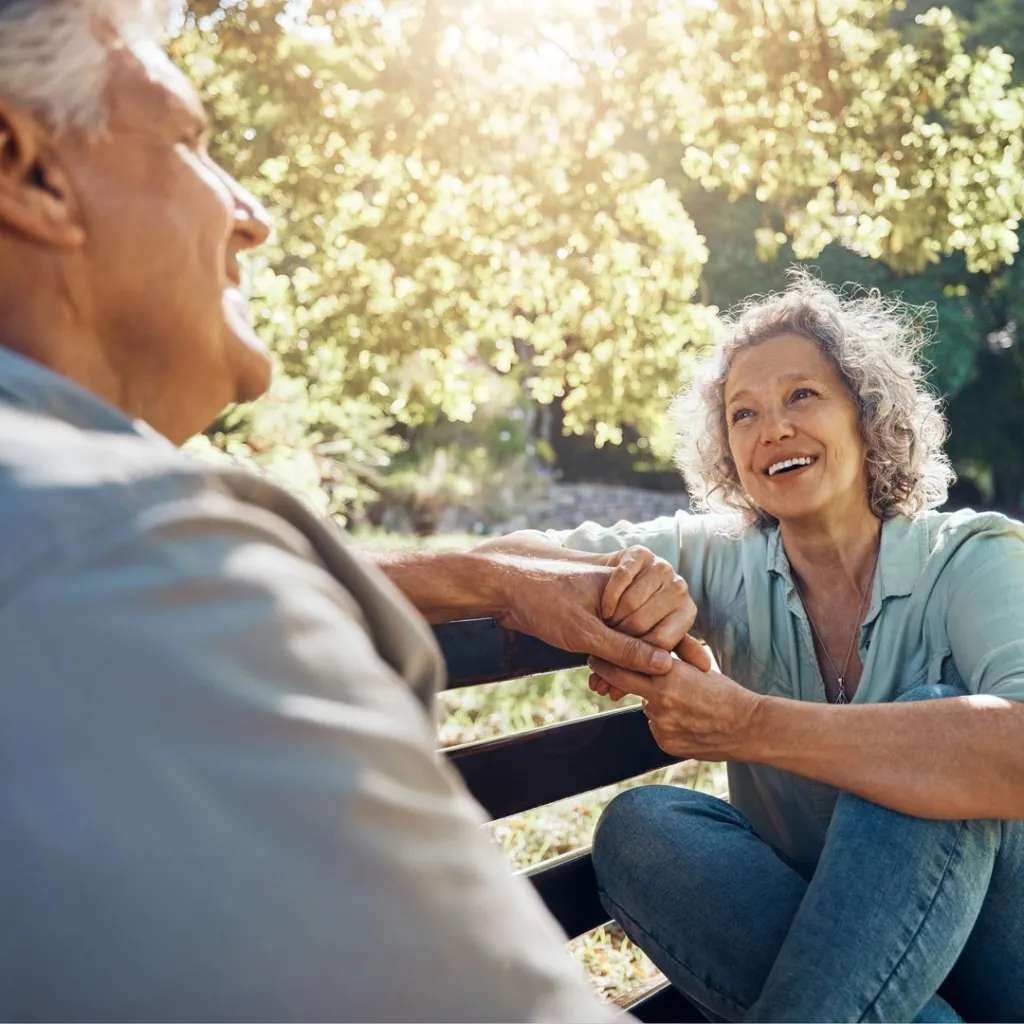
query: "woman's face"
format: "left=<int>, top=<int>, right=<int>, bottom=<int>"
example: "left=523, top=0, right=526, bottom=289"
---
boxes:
left=723, top=333, right=870, bottom=525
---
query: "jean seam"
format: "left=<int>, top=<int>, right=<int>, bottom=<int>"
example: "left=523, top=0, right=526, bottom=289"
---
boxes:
left=857, top=819, right=968, bottom=1023
left=598, top=885, right=747, bottom=1020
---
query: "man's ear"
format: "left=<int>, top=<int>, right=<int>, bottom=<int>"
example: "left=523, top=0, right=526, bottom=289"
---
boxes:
left=0, top=98, right=85, bottom=248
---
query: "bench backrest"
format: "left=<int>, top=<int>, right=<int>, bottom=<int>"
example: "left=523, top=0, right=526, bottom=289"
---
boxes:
left=434, top=618, right=706, bottom=1022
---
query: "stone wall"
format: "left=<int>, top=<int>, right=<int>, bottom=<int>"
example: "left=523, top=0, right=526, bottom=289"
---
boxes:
left=492, top=481, right=693, bottom=533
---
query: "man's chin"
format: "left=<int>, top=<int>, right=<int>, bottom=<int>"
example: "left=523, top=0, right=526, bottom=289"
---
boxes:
left=222, top=314, right=273, bottom=403
left=232, top=337, right=274, bottom=404
left=223, top=290, right=273, bottom=401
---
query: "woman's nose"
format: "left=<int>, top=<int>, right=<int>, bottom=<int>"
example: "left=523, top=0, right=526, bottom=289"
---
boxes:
left=760, top=406, right=795, bottom=443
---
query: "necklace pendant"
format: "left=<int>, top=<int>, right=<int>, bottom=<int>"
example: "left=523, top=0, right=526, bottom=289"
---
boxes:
left=835, top=680, right=848, bottom=705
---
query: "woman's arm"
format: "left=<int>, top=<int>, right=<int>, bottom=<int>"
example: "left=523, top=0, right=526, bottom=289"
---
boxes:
left=749, top=694, right=1024, bottom=820
left=584, top=656, right=1024, bottom=820
left=589, top=516, right=1024, bottom=820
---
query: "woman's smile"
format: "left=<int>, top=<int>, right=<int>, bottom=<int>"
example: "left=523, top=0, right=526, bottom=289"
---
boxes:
left=764, top=456, right=818, bottom=482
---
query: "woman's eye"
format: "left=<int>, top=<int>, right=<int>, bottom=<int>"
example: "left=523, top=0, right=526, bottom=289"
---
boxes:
left=730, top=408, right=753, bottom=424
left=791, top=387, right=817, bottom=402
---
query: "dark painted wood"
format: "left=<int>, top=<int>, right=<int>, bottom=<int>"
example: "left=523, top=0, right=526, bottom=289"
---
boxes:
left=435, top=619, right=701, bottom=1018
left=445, top=705, right=680, bottom=819
left=434, top=617, right=587, bottom=688
left=521, top=848, right=607, bottom=940
left=525, top=851, right=708, bottom=1017
left=625, top=980, right=709, bottom=1023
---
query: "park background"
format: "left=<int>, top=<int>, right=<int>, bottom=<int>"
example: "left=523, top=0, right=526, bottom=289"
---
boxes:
left=177, top=0, right=1024, bottom=1003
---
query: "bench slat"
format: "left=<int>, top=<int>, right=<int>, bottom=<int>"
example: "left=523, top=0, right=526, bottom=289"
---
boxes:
left=434, top=618, right=587, bottom=688
left=521, top=848, right=607, bottom=939
left=445, top=706, right=680, bottom=819
left=435, top=620, right=703, bottom=1017
left=525, top=851, right=708, bottom=1019
left=619, top=977, right=708, bottom=1023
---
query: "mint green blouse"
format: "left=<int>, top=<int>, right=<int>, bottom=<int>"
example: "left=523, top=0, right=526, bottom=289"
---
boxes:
left=550, top=510, right=1024, bottom=867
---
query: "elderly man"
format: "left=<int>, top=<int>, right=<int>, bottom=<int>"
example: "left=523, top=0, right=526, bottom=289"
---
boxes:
left=0, top=0, right=695, bottom=1020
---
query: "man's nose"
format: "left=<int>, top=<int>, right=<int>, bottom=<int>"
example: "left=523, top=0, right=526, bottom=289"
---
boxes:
left=232, top=185, right=273, bottom=249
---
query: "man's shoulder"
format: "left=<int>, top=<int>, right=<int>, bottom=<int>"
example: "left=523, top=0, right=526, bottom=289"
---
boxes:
left=0, top=403, right=283, bottom=585
left=2, top=399, right=203, bottom=476
left=0, top=402, right=444, bottom=704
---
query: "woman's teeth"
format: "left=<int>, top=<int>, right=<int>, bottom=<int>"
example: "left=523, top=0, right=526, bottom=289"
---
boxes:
left=767, top=456, right=816, bottom=477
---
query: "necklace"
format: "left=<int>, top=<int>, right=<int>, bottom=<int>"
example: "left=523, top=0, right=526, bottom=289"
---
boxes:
left=794, top=538, right=881, bottom=705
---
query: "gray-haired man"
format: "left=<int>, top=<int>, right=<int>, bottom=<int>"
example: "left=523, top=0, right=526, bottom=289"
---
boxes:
left=0, top=1, right=691, bottom=1019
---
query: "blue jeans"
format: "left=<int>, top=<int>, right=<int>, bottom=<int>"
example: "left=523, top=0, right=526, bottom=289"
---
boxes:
left=592, top=685, right=1024, bottom=1022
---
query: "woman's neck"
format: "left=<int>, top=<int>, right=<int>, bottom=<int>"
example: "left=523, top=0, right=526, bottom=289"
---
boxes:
left=779, top=508, right=883, bottom=597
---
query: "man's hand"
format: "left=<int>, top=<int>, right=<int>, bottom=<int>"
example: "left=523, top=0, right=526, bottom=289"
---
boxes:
left=494, top=557, right=675, bottom=676
left=586, top=655, right=762, bottom=762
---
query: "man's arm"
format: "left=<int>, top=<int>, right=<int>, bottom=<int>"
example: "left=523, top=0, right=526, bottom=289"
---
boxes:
left=0, top=502, right=615, bottom=1022
left=369, top=545, right=675, bottom=675
left=474, top=529, right=610, bottom=562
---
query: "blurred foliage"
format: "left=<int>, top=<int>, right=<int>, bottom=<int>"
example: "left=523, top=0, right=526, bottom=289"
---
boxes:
left=171, top=0, right=1024, bottom=507
left=185, top=371, right=398, bottom=515
left=569, top=923, right=660, bottom=1005
left=372, top=373, right=552, bottom=531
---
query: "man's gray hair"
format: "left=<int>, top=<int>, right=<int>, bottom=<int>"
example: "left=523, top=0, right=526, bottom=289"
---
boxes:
left=0, top=0, right=179, bottom=130
left=673, top=270, right=955, bottom=528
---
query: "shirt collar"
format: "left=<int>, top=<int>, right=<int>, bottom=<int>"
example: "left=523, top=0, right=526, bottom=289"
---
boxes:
left=0, top=346, right=162, bottom=441
left=766, top=512, right=929, bottom=604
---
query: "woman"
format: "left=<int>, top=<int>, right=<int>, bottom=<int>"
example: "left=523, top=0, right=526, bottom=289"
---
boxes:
left=484, top=274, right=1024, bottom=1022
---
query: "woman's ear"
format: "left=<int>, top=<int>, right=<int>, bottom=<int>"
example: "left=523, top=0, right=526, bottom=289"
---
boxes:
left=0, top=99, right=85, bottom=248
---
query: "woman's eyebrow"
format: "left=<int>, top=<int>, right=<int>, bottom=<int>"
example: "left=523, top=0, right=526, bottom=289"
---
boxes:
left=777, top=372, right=820, bottom=387
left=726, top=373, right=823, bottom=407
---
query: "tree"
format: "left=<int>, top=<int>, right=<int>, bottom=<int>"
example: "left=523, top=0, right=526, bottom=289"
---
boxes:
left=173, top=0, right=1024, bottom=500
left=681, top=0, right=1024, bottom=507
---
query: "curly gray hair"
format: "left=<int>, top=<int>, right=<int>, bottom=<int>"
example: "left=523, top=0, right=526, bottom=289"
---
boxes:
left=0, top=0, right=180, bottom=131
left=672, top=271, right=955, bottom=528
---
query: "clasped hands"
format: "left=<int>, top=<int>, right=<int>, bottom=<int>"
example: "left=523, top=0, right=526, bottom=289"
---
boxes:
left=590, top=546, right=760, bottom=762
left=491, top=544, right=760, bottom=761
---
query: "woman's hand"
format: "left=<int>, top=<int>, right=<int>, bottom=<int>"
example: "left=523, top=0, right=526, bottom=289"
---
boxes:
left=587, top=655, right=762, bottom=761
left=591, top=546, right=711, bottom=701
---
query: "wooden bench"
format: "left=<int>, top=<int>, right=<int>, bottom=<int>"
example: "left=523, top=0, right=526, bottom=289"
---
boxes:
left=434, top=617, right=707, bottom=1022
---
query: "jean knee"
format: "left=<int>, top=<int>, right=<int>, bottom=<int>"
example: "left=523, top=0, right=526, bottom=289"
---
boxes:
left=594, top=785, right=669, bottom=882
left=593, top=785, right=733, bottom=891
left=895, top=682, right=968, bottom=704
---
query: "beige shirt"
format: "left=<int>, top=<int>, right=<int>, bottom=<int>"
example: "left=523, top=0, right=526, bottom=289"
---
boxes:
left=550, top=508, right=1024, bottom=868
left=0, top=348, right=613, bottom=1022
